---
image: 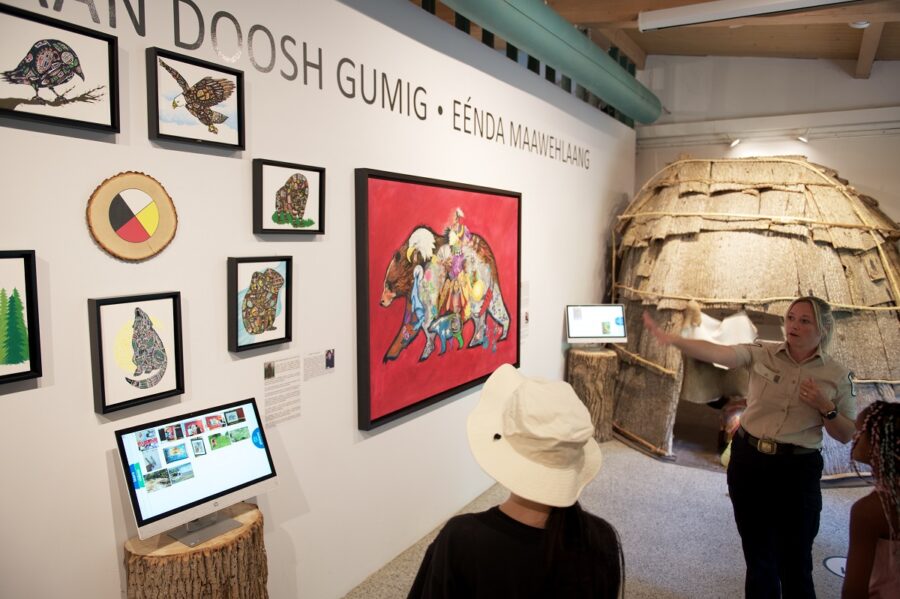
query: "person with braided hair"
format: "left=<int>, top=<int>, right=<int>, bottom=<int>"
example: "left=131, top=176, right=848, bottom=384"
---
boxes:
left=843, top=401, right=900, bottom=598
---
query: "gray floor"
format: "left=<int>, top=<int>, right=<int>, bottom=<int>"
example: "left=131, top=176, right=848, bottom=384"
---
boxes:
left=345, top=439, right=867, bottom=598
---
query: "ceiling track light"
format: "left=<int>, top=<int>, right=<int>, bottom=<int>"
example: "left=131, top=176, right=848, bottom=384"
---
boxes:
left=638, top=0, right=855, bottom=32
left=730, top=138, right=742, bottom=148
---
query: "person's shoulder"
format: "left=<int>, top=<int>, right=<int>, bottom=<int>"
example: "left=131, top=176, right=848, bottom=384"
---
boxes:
left=851, top=492, right=889, bottom=534
left=752, top=339, right=782, bottom=352
left=820, top=351, right=851, bottom=375
left=582, top=511, right=619, bottom=538
left=438, top=510, right=494, bottom=537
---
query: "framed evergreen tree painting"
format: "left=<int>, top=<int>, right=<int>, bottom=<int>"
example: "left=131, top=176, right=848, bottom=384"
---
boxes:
left=0, top=251, right=42, bottom=384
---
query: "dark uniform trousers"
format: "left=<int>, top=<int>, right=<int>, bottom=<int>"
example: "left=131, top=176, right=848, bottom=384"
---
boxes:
left=727, top=430, right=824, bottom=599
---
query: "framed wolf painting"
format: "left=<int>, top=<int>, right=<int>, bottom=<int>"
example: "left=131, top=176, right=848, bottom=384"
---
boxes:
left=355, top=169, right=521, bottom=430
left=89, top=292, right=184, bottom=414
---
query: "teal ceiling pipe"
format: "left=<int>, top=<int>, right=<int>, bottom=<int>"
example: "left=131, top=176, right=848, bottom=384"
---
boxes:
left=440, top=0, right=662, bottom=124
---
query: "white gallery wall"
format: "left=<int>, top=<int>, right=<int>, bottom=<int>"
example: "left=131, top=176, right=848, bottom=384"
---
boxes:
left=636, top=55, right=900, bottom=220
left=0, top=1, right=634, bottom=598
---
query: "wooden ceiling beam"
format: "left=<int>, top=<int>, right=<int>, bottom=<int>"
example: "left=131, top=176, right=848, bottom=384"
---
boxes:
left=855, top=21, right=885, bottom=77
left=548, top=0, right=710, bottom=25
left=556, top=0, right=900, bottom=29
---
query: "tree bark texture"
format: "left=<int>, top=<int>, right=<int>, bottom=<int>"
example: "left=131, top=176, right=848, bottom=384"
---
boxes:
left=124, top=503, right=267, bottom=599
left=566, top=348, right=619, bottom=442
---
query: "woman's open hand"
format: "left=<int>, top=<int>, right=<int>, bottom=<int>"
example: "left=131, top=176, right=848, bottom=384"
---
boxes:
left=643, top=310, right=674, bottom=346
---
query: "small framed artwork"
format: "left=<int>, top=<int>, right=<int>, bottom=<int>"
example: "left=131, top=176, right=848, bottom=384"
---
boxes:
left=0, top=250, right=42, bottom=384
left=88, top=292, right=184, bottom=414
left=0, top=4, right=119, bottom=132
left=355, top=169, right=521, bottom=430
left=146, top=47, right=244, bottom=150
left=190, top=437, right=207, bottom=457
left=86, top=171, right=178, bottom=262
left=253, top=159, right=325, bottom=235
left=228, top=256, right=292, bottom=352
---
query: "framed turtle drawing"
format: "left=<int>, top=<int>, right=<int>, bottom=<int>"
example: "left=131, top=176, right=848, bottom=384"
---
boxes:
left=0, top=4, right=119, bottom=133
left=253, top=159, right=326, bottom=235
left=0, top=250, right=42, bottom=385
left=147, top=47, right=245, bottom=150
left=88, top=292, right=185, bottom=414
left=227, top=256, right=293, bottom=353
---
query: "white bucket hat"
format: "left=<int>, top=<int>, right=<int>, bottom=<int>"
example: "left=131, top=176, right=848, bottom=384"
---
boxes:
left=467, top=364, right=602, bottom=507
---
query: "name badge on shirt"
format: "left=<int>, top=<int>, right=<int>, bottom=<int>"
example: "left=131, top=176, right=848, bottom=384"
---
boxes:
left=753, top=362, right=782, bottom=384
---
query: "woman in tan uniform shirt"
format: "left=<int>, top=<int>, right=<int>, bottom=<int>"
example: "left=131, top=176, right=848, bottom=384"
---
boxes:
left=644, top=296, right=856, bottom=598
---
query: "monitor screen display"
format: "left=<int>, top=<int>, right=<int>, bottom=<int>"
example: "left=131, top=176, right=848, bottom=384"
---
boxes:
left=566, top=304, right=628, bottom=344
left=114, top=398, right=277, bottom=539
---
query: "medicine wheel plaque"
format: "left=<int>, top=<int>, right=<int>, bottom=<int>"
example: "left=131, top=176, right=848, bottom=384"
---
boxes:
left=87, top=172, right=177, bottom=261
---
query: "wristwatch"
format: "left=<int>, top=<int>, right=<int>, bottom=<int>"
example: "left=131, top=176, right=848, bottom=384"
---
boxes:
left=823, top=407, right=838, bottom=420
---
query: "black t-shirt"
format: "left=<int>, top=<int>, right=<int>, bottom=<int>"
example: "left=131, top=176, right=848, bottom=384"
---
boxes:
left=407, top=506, right=620, bottom=598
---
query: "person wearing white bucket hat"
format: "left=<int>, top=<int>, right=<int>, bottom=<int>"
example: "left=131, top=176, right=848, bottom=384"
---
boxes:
left=407, top=364, right=623, bottom=598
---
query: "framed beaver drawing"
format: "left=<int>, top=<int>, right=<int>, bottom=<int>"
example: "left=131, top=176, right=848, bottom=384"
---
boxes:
left=355, top=169, right=521, bottom=430
left=227, top=256, right=292, bottom=353
left=252, top=159, right=325, bottom=235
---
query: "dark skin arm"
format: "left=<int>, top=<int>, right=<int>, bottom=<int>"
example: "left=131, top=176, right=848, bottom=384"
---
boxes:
left=842, top=492, right=887, bottom=598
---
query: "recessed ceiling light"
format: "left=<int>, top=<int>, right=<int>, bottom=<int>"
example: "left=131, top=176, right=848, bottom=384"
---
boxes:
left=849, top=21, right=871, bottom=29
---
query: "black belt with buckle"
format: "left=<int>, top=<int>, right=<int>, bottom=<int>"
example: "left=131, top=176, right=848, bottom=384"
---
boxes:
left=736, top=427, right=819, bottom=456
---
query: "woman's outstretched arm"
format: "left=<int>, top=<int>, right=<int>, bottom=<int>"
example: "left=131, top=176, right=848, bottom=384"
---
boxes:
left=642, top=311, right=741, bottom=369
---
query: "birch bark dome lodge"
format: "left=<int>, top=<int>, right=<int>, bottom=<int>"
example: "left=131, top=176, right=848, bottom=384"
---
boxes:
left=610, top=156, right=899, bottom=474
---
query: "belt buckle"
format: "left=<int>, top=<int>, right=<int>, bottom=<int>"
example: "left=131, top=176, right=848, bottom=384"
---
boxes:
left=757, top=439, right=777, bottom=455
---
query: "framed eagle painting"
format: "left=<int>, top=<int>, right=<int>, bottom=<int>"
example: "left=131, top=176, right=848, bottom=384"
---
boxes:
left=0, top=4, right=119, bottom=133
left=355, top=169, right=521, bottom=431
left=146, top=47, right=245, bottom=150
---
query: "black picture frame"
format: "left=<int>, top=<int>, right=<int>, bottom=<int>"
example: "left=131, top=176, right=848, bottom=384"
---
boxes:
left=146, top=47, right=245, bottom=150
left=89, top=292, right=185, bottom=414
left=0, top=250, right=42, bottom=385
left=228, top=256, right=292, bottom=352
left=355, top=169, right=521, bottom=430
left=0, top=4, right=119, bottom=133
left=253, top=159, right=326, bottom=235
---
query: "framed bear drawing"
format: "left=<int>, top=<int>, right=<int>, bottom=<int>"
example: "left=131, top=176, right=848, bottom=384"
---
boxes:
left=227, top=256, right=292, bottom=352
left=88, top=292, right=185, bottom=414
left=355, top=169, right=521, bottom=431
left=253, top=159, right=325, bottom=235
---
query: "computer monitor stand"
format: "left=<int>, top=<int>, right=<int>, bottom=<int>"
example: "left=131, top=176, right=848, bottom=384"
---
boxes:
left=168, top=511, right=242, bottom=547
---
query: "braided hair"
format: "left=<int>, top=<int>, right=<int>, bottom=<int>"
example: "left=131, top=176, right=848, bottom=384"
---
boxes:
left=854, top=401, right=900, bottom=540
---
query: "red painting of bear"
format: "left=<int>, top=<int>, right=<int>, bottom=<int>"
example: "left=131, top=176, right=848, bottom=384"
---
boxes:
left=364, top=176, right=519, bottom=422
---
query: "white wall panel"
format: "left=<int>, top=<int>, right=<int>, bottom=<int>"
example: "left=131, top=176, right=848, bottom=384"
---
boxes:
left=0, top=1, right=634, bottom=597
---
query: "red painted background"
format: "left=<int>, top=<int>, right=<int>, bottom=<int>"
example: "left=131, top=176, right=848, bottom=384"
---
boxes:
left=365, top=177, right=520, bottom=421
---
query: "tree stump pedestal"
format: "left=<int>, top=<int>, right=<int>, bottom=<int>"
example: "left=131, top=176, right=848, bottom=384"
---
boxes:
left=124, top=502, right=268, bottom=599
left=566, top=348, right=619, bottom=442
